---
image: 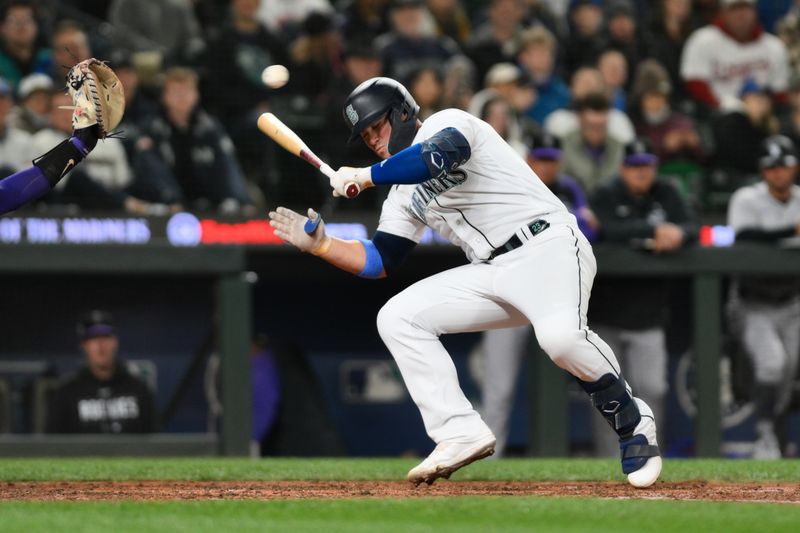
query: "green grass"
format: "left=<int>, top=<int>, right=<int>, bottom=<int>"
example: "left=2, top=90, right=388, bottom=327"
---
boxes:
left=0, top=457, right=798, bottom=482
left=1, top=458, right=798, bottom=533
left=0, top=498, right=798, bottom=533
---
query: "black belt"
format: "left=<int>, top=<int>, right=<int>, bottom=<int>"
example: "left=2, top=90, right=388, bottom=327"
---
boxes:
left=488, top=219, right=550, bottom=260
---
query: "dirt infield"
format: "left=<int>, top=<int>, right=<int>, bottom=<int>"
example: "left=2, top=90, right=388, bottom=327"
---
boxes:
left=1, top=480, right=798, bottom=503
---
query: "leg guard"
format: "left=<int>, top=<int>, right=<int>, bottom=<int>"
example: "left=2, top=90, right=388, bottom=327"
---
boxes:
left=579, top=373, right=640, bottom=439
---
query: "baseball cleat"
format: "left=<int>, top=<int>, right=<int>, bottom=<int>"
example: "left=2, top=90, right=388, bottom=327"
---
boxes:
left=407, top=433, right=496, bottom=487
left=621, top=398, right=662, bottom=488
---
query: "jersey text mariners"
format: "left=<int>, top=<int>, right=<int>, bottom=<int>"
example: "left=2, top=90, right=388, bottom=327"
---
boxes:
left=377, top=109, right=575, bottom=262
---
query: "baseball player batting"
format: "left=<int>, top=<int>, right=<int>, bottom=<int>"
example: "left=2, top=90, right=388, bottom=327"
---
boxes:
left=269, top=77, right=662, bottom=488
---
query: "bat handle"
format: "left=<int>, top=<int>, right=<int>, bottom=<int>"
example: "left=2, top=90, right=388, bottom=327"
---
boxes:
left=319, top=163, right=361, bottom=199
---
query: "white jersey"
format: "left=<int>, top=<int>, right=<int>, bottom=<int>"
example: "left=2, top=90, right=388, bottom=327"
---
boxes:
left=681, top=25, right=789, bottom=101
left=376, top=109, right=574, bottom=263
left=728, top=181, right=800, bottom=231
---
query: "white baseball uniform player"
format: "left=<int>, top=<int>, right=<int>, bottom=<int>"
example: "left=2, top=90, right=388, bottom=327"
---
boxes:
left=268, top=77, right=662, bottom=487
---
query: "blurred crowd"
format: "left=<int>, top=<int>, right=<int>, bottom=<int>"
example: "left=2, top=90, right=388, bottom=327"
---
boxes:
left=0, top=0, right=796, bottom=216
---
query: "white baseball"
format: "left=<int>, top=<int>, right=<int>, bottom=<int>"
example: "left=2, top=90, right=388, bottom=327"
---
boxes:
left=261, top=64, right=289, bottom=89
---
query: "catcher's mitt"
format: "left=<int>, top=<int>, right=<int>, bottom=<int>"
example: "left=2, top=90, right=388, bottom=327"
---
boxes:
left=66, top=58, right=125, bottom=138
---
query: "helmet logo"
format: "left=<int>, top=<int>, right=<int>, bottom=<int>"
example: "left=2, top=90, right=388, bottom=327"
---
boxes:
left=346, top=104, right=359, bottom=126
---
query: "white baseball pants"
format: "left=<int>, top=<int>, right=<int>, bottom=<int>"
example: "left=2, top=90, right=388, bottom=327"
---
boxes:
left=377, top=224, right=626, bottom=443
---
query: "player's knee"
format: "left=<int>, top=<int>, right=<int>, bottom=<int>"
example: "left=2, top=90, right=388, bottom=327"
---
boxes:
left=376, top=297, right=407, bottom=340
left=536, top=328, right=580, bottom=368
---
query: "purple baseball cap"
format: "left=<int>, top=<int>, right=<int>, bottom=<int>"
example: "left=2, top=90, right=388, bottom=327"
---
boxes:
left=77, top=310, right=116, bottom=340
left=623, top=138, right=658, bottom=167
left=529, top=131, right=562, bottom=160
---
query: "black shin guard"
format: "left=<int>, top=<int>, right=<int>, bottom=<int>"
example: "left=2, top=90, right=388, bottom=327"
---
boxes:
left=579, top=374, right=641, bottom=439
left=32, top=128, right=98, bottom=186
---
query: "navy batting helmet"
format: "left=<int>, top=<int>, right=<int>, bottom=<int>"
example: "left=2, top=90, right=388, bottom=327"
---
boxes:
left=343, top=77, right=420, bottom=155
left=758, top=135, right=798, bottom=169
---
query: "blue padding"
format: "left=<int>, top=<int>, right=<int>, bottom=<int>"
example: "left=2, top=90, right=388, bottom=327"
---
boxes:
left=357, top=239, right=385, bottom=278
left=370, top=143, right=429, bottom=185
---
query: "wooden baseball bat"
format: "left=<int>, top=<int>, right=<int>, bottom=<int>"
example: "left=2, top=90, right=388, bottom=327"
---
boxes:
left=257, top=112, right=360, bottom=199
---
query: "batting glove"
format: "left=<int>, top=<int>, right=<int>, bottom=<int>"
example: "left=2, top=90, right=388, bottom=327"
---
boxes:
left=330, top=166, right=373, bottom=198
left=268, top=207, right=332, bottom=256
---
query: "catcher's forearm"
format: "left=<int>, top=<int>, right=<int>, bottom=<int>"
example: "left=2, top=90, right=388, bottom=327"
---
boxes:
left=0, top=129, right=99, bottom=215
left=0, top=166, right=53, bottom=215
left=33, top=129, right=98, bottom=186
left=316, top=237, right=386, bottom=278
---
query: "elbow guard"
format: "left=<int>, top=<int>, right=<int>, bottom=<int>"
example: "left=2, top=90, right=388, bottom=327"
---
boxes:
left=370, top=127, right=471, bottom=185
left=420, top=127, right=471, bottom=179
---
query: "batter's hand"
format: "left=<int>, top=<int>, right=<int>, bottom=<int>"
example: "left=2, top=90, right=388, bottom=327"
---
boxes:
left=330, top=166, right=373, bottom=198
left=268, top=207, right=332, bottom=256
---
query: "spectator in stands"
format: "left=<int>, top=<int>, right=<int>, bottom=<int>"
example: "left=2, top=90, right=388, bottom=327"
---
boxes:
left=132, top=67, right=253, bottom=212
left=375, top=0, right=460, bottom=85
left=481, top=62, right=536, bottom=121
left=47, top=310, right=156, bottom=434
left=470, top=91, right=528, bottom=155
left=0, top=76, right=33, bottom=177
left=777, top=1, right=800, bottom=77
left=0, top=0, right=51, bottom=89
left=465, top=0, right=527, bottom=86
left=642, top=0, right=698, bottom=103
left=681, top=0, right=789, bottom=110
left=559, top=92, right=626, bottom=193
left=727, top=134, right=800, bottom=458
left=630, top=59, right=704, bottom=165
left=516, top=25, right=570, bottom=125
left=34, top=90, right=161, bottom=214
left=256, top=0, right=333, bottom=38
left=109, top=0, right=205, bottom=67
left=426, top=0, right=471, bottom=46
left=604, top=0, right=641, bottom=77
left=469, top=63, right=535, bottom=154
left=408, top=66, right=444, bottom=120
left=712, top=78, right=780, bottom=178
left=8, top=72, right=51, bottom=133
left=529, top=130, right=598, bottom=240
left=563, top=0, right=606, bottom=78
left=340, top=0, right=390, bottom=44
left=50, top=20, right=91, bottom=83
left=287, top=11, right=342, bottom=99
left=478, top=129, right=598, bottom=457
left=440, top=54, right=475, bottom=110
left=545, top=66, right=635, bottom=144
left=597, top=49, right=628, bottom=111
left=205, top=0, right=288, bottom=180
left=780, top=73, right=800, bottom=148
left=588, top=137, right=697, bottom=457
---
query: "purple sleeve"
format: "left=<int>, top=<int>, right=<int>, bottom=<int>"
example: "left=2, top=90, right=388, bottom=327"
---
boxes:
left=251, top=350, right=280, bottom=442
left=0, top=166, right=52, bottom=215
left=559, top=174, right=598, bottom=242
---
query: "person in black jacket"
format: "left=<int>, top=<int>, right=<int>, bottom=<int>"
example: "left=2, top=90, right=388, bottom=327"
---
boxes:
left=588, top=137, right=698, bottom=457
left=47, top=310, right=156, bottom=434
left=131, top=67, right=253, bottom=212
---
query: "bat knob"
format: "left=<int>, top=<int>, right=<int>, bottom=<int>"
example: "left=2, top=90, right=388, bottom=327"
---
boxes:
left=345, top=182, right=360, bottom=199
